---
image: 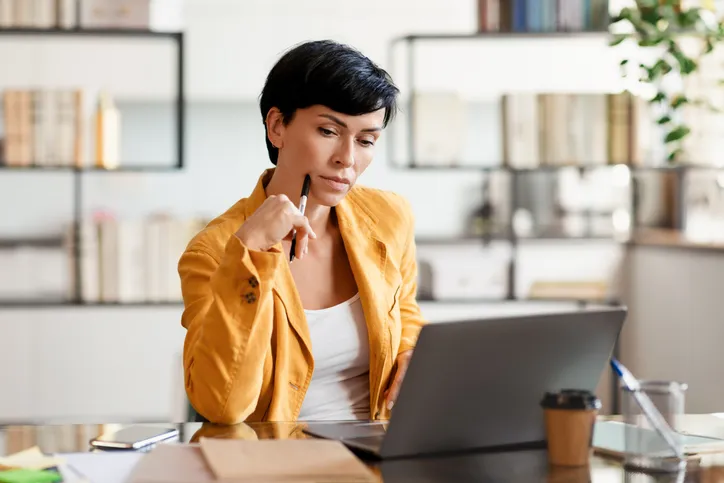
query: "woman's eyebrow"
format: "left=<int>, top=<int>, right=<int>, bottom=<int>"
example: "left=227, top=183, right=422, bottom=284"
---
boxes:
left=318, top=113, right=382, bottom=132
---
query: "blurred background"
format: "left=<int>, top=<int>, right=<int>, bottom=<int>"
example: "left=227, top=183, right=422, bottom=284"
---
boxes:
left=0, top=0, right=724, bottom=426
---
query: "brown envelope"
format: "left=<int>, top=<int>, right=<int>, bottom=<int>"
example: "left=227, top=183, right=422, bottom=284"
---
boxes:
left=126, top=444, right=215, bottom=483
left=199, top=437, right=376, bottom=482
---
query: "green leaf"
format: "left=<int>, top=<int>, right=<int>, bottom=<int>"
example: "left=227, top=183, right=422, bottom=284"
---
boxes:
left=671, top=95, right=688, bottom=108
left=640, top=6, right=661, bottom=25
left=619, top=7, right=635, bottom=20
left=609, top=34, right=628, bottom=46
left=706, top=40, right=715, bottom=53
left=670, top=49, right=697, bottom=75
left=620, top=59, right=629, bottom=67
left=657, top=115, right=672, bottom=124
left=667, top=149, right=684, bottom=162
left=651, top=59, right=673, bottom=77
left=679, top=8, right=702, bottom=28
left=664, top=126, right=691, bottom=143
left=636, top=0, right=658, bottom=9
left=658, top=5, right=677, bottom=24
left=639, top=36, right=665, bottom=47
left=652, top=92, right=667, bottom=103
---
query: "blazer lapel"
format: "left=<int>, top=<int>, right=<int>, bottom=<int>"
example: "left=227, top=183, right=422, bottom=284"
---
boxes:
left=336, top=193, right=397, bottom=417
left=272, top=257, right=313, bottom=360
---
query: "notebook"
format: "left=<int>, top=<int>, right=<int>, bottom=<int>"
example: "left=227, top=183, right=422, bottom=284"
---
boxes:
left=198, top=437, right=375, bottom=482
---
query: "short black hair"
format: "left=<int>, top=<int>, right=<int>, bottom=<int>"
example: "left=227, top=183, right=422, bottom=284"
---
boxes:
left=259, top=40, right=400, bottom=165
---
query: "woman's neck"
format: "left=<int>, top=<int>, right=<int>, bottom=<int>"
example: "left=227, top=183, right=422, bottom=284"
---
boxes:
left=265, top=170, right=332, bottom=234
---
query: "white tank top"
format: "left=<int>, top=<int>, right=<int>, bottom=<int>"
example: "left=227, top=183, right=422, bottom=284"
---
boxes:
left=297, top=293, right=371, bottom=421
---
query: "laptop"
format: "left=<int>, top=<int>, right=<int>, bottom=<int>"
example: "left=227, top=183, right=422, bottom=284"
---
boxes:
left=303, top=306, right=627, bottom=459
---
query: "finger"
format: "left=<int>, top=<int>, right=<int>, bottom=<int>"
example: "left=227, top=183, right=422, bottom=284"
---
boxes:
left=295, top=233, right=306, bottom=260
left=386, top=376, right=401, bottom=410
left=291, top=214, right=316, bottom=240
left=386, top=362, right=410, bottom=410
left=300, top=234, right=309, bottom=259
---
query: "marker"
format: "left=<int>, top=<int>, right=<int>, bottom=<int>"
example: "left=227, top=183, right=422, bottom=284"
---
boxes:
left=290, top=174, right=311, bottom=262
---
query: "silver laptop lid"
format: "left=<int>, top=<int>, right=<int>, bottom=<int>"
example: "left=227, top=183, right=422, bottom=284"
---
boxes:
left=381, top=306, right=627, bottom=458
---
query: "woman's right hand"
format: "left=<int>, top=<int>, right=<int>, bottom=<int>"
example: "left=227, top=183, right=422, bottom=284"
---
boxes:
left=235, top=194, right=316, bottom=260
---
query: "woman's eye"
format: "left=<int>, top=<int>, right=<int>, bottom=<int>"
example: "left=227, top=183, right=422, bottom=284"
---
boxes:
left=319, top=128, right=336, bottom=136
left=359, top=139, right=375, bottom=147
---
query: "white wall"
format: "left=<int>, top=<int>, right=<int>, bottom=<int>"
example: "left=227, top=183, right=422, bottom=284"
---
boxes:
left=0, top=1, right=626, bottom=422
left=0, top=299, right=603, bottom=424
left=0, top=307, right=187, bottom=423
left=621, top=246, right=724, bottom=414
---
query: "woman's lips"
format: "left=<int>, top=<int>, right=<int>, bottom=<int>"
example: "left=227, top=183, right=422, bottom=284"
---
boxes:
left=320, top=176, right=350, bottom=192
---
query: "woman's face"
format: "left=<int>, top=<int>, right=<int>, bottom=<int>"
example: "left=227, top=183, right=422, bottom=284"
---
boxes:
left=270, top=104, right=386, bottom=206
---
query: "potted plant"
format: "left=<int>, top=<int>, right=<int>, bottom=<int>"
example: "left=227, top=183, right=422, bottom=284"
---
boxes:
left=609, top=0, right=724, bottom=163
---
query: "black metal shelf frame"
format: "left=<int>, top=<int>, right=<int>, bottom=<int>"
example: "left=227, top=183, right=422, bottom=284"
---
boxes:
left=383, top=30, right=707, bottom=301
left=0, top=28, right=185, bottom=305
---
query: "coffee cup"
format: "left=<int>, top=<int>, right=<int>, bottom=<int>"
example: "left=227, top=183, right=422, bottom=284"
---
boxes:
left=540, top=389, right=601, bottom=467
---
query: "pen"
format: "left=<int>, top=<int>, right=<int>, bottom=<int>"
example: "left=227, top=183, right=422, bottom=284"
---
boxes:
left=290, top=174, right=311, bottom=262
left=610, top=358, right=684, bottom=459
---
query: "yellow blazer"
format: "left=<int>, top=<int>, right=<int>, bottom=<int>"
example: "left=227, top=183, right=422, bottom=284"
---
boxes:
left=179, top=169, right=427, bottom=424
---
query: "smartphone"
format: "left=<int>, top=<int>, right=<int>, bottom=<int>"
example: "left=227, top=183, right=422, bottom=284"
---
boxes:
left=90, top=425, right=179, bottom=450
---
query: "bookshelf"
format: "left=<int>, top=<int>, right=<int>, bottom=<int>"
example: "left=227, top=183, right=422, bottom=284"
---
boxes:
left=0, top=28, right=183, bottom=38
left=0, top=300, right=184, bottom=308
left=0, top=28, right=185, bottom=307
left=384, top=17, right=723, bottom=302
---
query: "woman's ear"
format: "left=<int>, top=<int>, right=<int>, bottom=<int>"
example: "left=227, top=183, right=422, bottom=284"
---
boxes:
left=265, top=107, right=285, bottom=149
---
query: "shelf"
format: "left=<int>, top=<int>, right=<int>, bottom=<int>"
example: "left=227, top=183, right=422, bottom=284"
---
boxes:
left=0, top=28, right=182, bottom=39
left=0, top=165, right=183, bottom=173
left=390, top=164, right=598, bottom=172
left=516, top=234, right=619, bottom=242
left=393, top=30, right=610, bottom=42
left=391, top=163, right=724, bottom=173
left=0, top=237, right=64, bottom=248
left=416, top=234, right=512, bottom=245
left=0, top=300, right=184, bottom=308
left=415, top=234, right=618, bottom=245
left=418, top=296, right=615, bottom=305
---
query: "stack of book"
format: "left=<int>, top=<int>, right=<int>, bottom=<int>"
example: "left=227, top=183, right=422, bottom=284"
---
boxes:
left=502, top=92, right=663, bottom=168
left=0, top=214, right=208, bottom=303
left=69, top=214, right=208, bottom=304
left=477, top=0, right=610, bottom=33
left=0, top=0, right=183, bottom=31
left=1, top=88, right=125, bottom=169
left=1, top=89, right=84, bottom=168
left=0, top=0, right=76, bottom=29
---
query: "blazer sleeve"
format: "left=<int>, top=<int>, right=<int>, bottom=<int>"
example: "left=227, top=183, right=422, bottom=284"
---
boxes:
left=398, top=197, right=427, bottom=353
left=179, top=235, right=283, bottom=424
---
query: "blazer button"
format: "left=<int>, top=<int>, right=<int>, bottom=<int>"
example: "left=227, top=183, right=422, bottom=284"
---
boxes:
left=244, top=292, right=257, bottom=304
left=248, top=276, right=259, bottom=288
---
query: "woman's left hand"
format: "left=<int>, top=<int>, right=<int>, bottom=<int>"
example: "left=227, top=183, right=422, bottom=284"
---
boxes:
left=384, top=350, right=413, bottom=411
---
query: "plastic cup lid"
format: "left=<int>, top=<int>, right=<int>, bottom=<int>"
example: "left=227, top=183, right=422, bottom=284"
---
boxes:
left=540, top=389, right=602, bottom=410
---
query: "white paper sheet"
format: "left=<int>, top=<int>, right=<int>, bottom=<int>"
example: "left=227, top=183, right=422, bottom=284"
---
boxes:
left=55, top=452, right=143, bottom=483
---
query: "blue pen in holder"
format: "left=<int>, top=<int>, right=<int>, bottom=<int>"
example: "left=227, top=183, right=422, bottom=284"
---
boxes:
left=621, top=379, right=688, bottom=473
left=610, top=358, right=688, bottom=473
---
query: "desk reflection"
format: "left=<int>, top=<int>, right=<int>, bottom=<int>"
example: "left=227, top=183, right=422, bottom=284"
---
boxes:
left=3, top=421, right=724, bottom=482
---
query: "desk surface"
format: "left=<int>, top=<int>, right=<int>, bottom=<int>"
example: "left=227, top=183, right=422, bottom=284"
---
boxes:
left=4, top=415, right=724, bottom=482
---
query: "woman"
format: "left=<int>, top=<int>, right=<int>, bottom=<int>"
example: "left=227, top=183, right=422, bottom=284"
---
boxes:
left=179, top=40, right=426, bottom=425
